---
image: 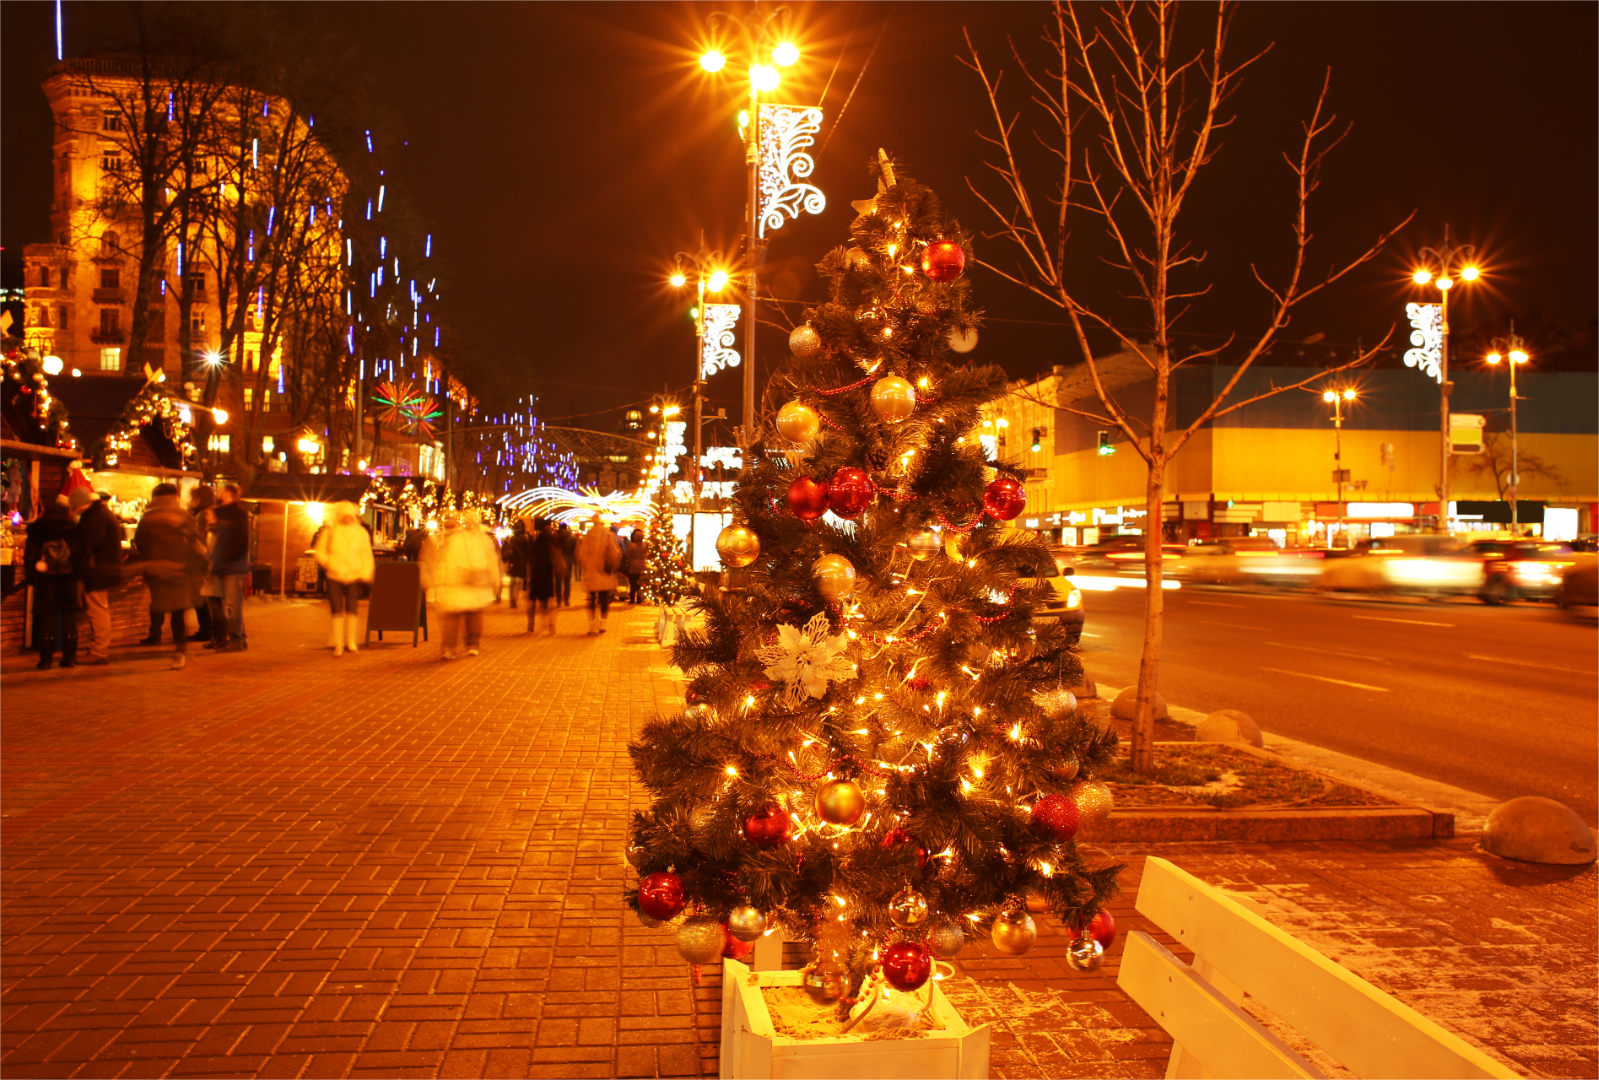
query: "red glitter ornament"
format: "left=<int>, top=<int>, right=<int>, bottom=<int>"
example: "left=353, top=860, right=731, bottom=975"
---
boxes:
left=881, top=941, right=932, bottom=992
left=723, top=925, right=755, bottom=960
left=787, top=477, right=830, bottom=521
left=637, top=871, right=687, bottom=921
left=880, top=827, right=929, bottom=869
left=1029, top=793, right=1081, bottom=841
left=982, top=477, right=1027, bottom=521
left=920, top=240, right=966, bottom=282
left=827, top=467, right=874, bottom=519
left=742, top=805, right=793, bottom=849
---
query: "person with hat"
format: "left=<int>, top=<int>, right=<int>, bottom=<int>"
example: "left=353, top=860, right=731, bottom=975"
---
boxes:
left=70, top=487, right=124, bottom=665
left=24, top=495, right=88, bottom=669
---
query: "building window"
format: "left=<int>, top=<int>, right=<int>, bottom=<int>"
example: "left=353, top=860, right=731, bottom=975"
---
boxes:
left=100, top=268, right=120, bottom=289
left=190, top=310, right=206, bottom=333
left=246, top=349, right=256, bottom=370
left=101, top=151, right=123, bottom=173
left=183, top=271, right=205, bottom=297
left=101, top=112, right=122, bottom=132
left=100, top=232, right=119, bottom=256
left=58, top=306, right=69, bottom=330
left=208, top=434, right=230, bottom=453
left=99, top=309, right=121, bottom=336
left=100, top=347, right=122, bottom=371
left=33, top=306, right=50, bottom=328
left=37, top=267, right=51, bottom=288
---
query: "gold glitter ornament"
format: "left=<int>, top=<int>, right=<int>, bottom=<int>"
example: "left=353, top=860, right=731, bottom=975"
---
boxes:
left=1033, top=687, right=1078, bottom=721
left=1073, top=780, right=1115, bottom=828
left=789, top=324, right=823, bottom=358
left=675, top=916, right=726, bottom=964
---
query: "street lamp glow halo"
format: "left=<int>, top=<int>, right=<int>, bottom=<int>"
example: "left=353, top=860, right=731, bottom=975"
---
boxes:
left=212, top=408, right=229, bottom=424
left=1510, top=349, right=1528, bottom=364
left=700, top=50, right=726, bottom=72
left=707, top=270, right=729, bottom=292
left=1435, top=276, right=1453, bottom=291
left=1412, top=269, right=1432, bottom=285
left=1322, top=390, right=1337, bottom=402
left=1485, top=352, right=1502, bottom=365
left=1343, top=389, right=1357, bottom=401
left=773, top=41, right=799, bottom=66
left=669, top=272, right=687, bottom=288
left=1461, top=266, right=1480, bottom=281
left=750, top=64, right=780, bottom=91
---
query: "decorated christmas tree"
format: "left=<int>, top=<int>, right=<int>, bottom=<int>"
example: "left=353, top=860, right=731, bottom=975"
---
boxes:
left=641, top=500, right=693, bottom=606
left=627, top=154, right=1122, bottom=1011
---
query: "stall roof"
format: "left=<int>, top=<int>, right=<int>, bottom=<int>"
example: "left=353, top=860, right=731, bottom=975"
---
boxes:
left=244, top=475, right=378, bottom=504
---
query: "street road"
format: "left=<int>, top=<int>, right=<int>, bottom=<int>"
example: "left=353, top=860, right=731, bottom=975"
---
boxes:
left=1074, top=584, right=1599, bottom=822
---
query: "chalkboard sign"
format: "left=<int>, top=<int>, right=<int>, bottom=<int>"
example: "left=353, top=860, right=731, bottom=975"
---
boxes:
left=364, top=561, right=428, bottom=646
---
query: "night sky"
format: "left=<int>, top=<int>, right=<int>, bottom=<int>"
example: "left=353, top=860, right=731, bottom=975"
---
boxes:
left=4, top=2, right=1594, bottom=433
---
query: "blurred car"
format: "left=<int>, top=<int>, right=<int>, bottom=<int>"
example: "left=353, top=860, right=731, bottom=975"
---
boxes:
left=1558, top=559, right=1599, bottom=611
left=1018, top=547, right=1084, bottom=643
left=1170, top=537, right=1325, bottom=586
left=1463, top=539, right=1580, bottom=603
left=1072, top=536, right=1182, bottom=576
left=1318, top=534, right=1480, bottom=596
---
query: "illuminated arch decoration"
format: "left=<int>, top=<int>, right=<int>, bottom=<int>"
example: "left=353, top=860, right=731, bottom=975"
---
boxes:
left=1404, top=302, right=1443, bottom=383
left=701, top=303, right=742, bottom=378
left=758, top=104, right=825, bottom=238
left=498, top=485, right=652, bottom=527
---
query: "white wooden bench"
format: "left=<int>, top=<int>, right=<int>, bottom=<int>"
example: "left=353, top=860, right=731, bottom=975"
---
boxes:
left=1117, top=856, right=1520, bottom=1079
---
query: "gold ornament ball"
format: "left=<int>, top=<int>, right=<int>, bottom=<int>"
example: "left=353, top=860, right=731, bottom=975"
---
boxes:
left=789, top=324, right=823, bottom=358
left=907, top=527, right=940, bottom=560
left=926, top=917, right=966, bottom=959
left=947, top=326, right=979, bottom=354
left=869, top=376, right=917, bottom=423
left=887, top=887, right=930, bottom=929
left=676, top=916, right=726, bottom=965
left=943, top=531, right=968, bottom=563
left=812, top=554, right=857, bottom=601
left=815, top=778, right=866, bottom=826
left=728, top=905, right=768, bottom=943
left=1051, top=759, right=1082, bottom=783
left=776, top=400, right=821, bottom=444
left=990, top=911, right=1037, bottom=956
left=1033, top=687, right=1078, bottom=721
left=716, top=524, right=761, bottom=568
left=802, top=962, right=850, bottom=1002
left=1074, top=780, right=1115, bottom=827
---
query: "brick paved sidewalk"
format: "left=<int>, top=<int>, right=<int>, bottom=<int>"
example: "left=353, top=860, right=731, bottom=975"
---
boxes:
left=3, top=598, right=1594, bottom=1079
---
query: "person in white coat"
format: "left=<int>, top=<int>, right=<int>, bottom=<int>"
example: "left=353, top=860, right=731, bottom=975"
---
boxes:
left=312, top=501, right=375, bottom=656
left=577, top=517, right=622, bottom=635
left=422, top=509, right=499, bottom=659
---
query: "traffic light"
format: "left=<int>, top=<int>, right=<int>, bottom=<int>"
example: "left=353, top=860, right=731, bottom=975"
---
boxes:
left=1097, top=430, right=1116, bottom=456
left=1031, top=427, right=1044, bottom=452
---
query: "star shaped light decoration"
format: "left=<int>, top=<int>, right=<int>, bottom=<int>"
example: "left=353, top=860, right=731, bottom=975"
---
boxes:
left=757, top=612, right=857, bottom=707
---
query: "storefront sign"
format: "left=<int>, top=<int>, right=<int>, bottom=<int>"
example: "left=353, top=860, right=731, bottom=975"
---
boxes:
left=1346, top=502, right=1415, bottom=518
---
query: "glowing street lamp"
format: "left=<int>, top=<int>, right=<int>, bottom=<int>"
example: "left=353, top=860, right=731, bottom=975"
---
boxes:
left=1409, top=228, right=1481, bottom=533
left=1322, top=387, right=1358, bottom=544
left=670, top=234, right=739, bottom=567
left=1485, top=326, right=1532, bottom=530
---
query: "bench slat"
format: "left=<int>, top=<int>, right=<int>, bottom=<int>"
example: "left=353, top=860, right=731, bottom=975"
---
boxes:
left=1120, top=932, right=1323, bottom=1079
left=1134, top=857, right=1519, bottom=1080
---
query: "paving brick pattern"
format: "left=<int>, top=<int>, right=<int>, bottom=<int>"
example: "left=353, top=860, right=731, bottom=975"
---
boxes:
left=3, top=598, right=1594, bottom=1079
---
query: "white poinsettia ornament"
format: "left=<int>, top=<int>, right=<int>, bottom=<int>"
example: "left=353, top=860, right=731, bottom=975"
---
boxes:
left=758, top=612, right=855, bottom=706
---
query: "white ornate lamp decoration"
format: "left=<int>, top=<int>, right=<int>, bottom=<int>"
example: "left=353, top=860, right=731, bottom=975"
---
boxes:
left=758, top=104, right=825, bottom=238
left=1404, top=302, right=1443, bottom=383
left=701, top=304, right=743, bottom=379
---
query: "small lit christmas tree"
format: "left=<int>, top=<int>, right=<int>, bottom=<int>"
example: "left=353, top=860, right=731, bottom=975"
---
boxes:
left=627, top=154, right=1122, bottom=1011
left=641, top=500, right=693, bottom=606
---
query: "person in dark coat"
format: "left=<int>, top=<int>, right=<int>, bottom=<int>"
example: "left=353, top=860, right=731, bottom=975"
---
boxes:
left=555, top=522, right=576, bottom=607
left=69, top=487, right=123, bottom=665
left=133, top=482, right=204, bottom=670
left=187, top=486, right=217, bottom=643
left=24, top=498, right=88, bottom=670
left=211, top=483, right=251, bottom=651
left=624, top=527, right=648, bottom=604
left=523, top=517, right=562, bottom=635
left=504, top=519, right=529, bottom=609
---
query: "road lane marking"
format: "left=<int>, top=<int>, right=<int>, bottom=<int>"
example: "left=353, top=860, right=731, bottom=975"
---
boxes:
left=1201, top=620, right=1269, bottom=631
left=1466, top=653, right=1597, bottom=676
left=1260, top=666, right=1390, bottom=692
left=1190, top=600, right=1247, bottom=608
left=1265, top=641, right=1392, bottom=665
left=1353, top=615, right=1454, bottom=628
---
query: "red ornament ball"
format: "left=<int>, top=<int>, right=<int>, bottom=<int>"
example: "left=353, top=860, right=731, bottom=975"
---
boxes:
left=637, top=871, right=686, bottom=921
left=723, top=924, right=755, bottom=961
left=983, top=477, right=1027, bottom=521
left=880, top=827, right=929, bottom=869
left=921, top=240, right=966, bottom=282
left=1086, top=909, right=1116, bottom=950
left=1030, top=793, right=1081, bottom=841
left=881, top=941, right=933, bottom=992
left=787, top=477, right=830, bottom=521
left=827, top=467, right=875, bottom=519
left=742, top=805, right=793, bottom=849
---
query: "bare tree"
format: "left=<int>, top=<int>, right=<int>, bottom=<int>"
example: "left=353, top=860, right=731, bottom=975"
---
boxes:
left=1465, top=426, right=1564, bottom=503
left=964, top=1, right=1414, bottom=770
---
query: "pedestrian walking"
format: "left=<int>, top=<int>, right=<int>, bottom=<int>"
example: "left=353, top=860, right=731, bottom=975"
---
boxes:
left=211, top=484, right=251, bottom=651
left=523, top=516, right=565, bottom=636
left=504, top=519, right=529, bottom=609
left=625, top=527, right=647, bottom=604
left=69, top=487, right=122, bottom=665
left=24, top=497, right=88, bottom=670
left=132, top=482, right=205, bottom=670
left=555, top=523, right=576, bottom=607
left=578, top=517, right=621, bottom=635
left=312, top=501, right=375, bottom=657
left=187, top=486, right=217, bottom=644
left=422, top=510, right=497, bottom=660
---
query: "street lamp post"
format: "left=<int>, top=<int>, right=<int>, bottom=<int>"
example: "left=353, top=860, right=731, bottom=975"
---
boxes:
left=1486, top=327, right=1531, bottom=532
left=1411, top=228, right=1480, bottom=535
left=700, top=5, right=803, bottom=450
left=670, top=241, right=732, bottom=571
left=1323, top=387, right=1357, bottom=547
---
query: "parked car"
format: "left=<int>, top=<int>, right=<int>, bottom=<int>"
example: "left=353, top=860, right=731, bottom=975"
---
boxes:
left=1462, top=539, right=1581, bottom=603
left=1018, top=547, right=1084, bottom=643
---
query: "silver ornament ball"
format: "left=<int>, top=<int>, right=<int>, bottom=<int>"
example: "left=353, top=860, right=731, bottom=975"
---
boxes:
left=926, top=917, right=966, bottom=959
left=1066, top=935, right=1105, bottom=972
left=728, top=905, right=768, bottom=943
left=638, top=910, right=664, bottom=929
left=887, top=886, right=930, bottom=929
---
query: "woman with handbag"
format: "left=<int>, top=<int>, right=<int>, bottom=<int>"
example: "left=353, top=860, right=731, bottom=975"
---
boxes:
left=523, top=517, right=563, bottom=636
left=577, top=517, right=621, bottom=635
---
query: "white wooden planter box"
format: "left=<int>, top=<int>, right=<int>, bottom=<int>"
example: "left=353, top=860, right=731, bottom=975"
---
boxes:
left=719, top=958, right=990, bottom=1080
